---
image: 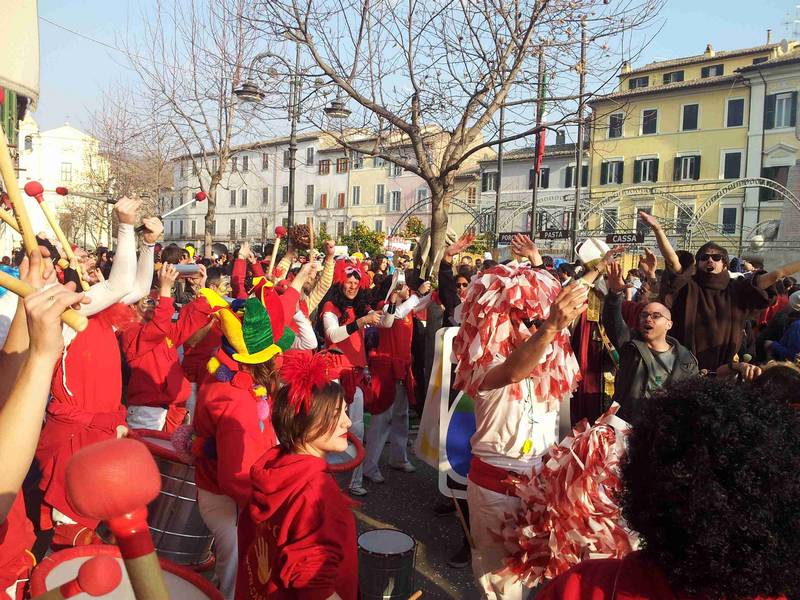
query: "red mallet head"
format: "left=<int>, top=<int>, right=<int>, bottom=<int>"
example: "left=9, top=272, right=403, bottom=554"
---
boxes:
left=23, top=180, right=45, bottom=203
left=275, top=225, right=287, bottom=239
left=195, top=191, right=207, bottom=202
left=70, top=554, right=122, bottom=597
left=56, top=186, right=69, bottom=196
left=0, top=193, right=10, bottom=211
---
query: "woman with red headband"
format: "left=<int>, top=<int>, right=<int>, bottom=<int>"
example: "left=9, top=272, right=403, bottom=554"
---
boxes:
left=236, top=351, right=357, bottom=599
left=320, top=259, right=392, bottom=496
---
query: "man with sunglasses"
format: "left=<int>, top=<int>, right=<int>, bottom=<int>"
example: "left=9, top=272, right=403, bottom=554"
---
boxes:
left=603, top=260, right=698, bottom=420
left=638, top=212, right=800, bottom=372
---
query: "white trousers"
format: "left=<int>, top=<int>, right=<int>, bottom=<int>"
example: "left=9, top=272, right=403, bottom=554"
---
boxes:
left=467, top=481, right=531, bottom=600
left=363, top=381, right=409, bottom=477
left=126, top=405, right=167, bottom=431
left=349, top=387, right=365, bottom=489
left=197, top=489, right=238, bottom=600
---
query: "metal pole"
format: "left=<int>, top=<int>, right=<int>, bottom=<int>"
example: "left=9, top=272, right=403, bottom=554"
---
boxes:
left=493, top=102, right=505, bottom=245
left=287, top=43, right=301, bottom=228
left=530, top=50, right=546, bottom=239
left=569, top=21, right=587, bottom=261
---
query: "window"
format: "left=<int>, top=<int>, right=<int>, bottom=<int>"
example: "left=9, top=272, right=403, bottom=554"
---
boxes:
left=565, top=165, right=590, bottom=187
left=608, top=113, right=624, bottom=138
left=336, top=158, right=348, bottom=173
left=375, top=184, right=385, bottom=205
left=761, top=166, right=790, bottom=200
left=337, top=222, right=345, bottom=238
left=722, top=151, right=742, bottom=180
left=528, top=167, right=550, bottom=189
left=415, top=188, right=427, bottom=204
left=262, top=152, right=269, bottom=170
left=232, top=157, right=238, bottom=172
left=701, top=64, right=724, bottom=78
left=628, top=76, right=649, bottom=89
left=351, top=221, right=359, bottom=231
left=662, top=70, right=684, bottom=84
left=60, top=162, right=72, bottom=182
left=602, top=208, right=618, bottom=234
left=676, top=205, right=692, bottom=234
left=241, top=219, right=247, bottom=237
left=337, top=193, right=345, bottom=209
left=319, top=159, right=331, bottom=175
left=600, top=160, right=624, bottom=185
left=633, top=158, right=659, bottom=183
left=306, top=185, right=314, bottom=207
left=352, top=186, right=360, bottom=206
left=721, top=206, right=737, bottom=234
left=191, top=220, right=196, bottom=237
left=765, top=92, right=797, bottom=129
left=467, top=187, right=476, bottom=204
left=319, top=193, right=327, bottom=209
left=682, top=104, right=699, bottom=131
left=179, top=220, right=184, bottom=236
left=374, top=157, right=386, bottom=168
left=481, top=172, right=498, bottom=192
left=753, top=56, right=769, bottom=65
left=262, top=187, right=269, bottom=206
left=674, top=155, right=701, bottom=181
left=242, top=155, right=249, bottom=172
left=636, top=206, right=653, bottom=236
left=726, top=98, right=745, bottom=127
left=229, top=189, right=236, bottom=207
left=351, top=152, right=363, bottom=170
left=241, top=189, right=248, bottom=207
left=641, top=109, right=658, bottom=135
left=283, top=150, right=290, bottom=168
left=282, top=186, right=289, bottom=205
left=375, top=220, right=383, bottom=233
left=230, top=219, right=236, bottom=238
left=390, top=190, right=401, bottom=212
left=169, top=221, right=174, bottom=236
left=24, top=135, right=32, bottom=151
left=391, top=164, right=403, bottom=177
left=306, top=147, right=314, bottom=166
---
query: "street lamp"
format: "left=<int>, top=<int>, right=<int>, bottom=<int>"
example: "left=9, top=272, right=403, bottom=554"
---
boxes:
left=233, top=48, right=350, bottom=228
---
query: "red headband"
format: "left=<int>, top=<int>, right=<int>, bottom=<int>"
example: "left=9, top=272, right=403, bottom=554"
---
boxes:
left=334, top=259, right=370, bottom=289
left=280, top=351, right=336, bottom=414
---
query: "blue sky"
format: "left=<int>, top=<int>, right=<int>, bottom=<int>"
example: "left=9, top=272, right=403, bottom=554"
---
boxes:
left=33, top=0, right=799, bottom=131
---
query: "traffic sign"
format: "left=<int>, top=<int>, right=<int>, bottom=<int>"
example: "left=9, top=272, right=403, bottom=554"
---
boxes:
left=605, top=232, right=644, bottom=245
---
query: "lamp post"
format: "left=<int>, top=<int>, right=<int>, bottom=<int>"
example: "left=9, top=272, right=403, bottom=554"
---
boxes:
left=234, top=48, right=351, bottom=229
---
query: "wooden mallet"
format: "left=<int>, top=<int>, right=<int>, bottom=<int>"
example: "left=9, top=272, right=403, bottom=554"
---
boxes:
left=0, top=270, right=88, bottom=332
left=135, top=190, right=207, bottom=233
left=32, top=554, right=122, bottom=599
left=0, top=124, right=40, bottom=254
left=24, top=181, right=88, bottom=290
left=66, top=438, right=168, bottom=600
left=268, top=225, right=287, bottom=278
left=0, top=192, right=21, bottom=233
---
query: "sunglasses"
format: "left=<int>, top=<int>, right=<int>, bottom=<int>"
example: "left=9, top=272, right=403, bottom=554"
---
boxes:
left=639, top=311, right=667, bottom=321
left=456, top=282, right=469, bottom=288
left=698, top=253, right=724, bottom=262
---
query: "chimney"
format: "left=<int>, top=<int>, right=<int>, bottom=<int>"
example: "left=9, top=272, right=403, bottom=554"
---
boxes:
left=704, top=43, right=715, bottom=57
left=621, top=60, right=631, bottom=74
left=556, top=129, right=566, bottom=145
left=767, top=29, right=772, bottom=44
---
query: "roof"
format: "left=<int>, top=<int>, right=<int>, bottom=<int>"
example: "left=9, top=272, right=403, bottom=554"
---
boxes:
left=172, top=132, right=322, bottom=160
left=589, top=74, right=740, bottom=105
left=477, top=142, right=581, bottom=163
left=737, top=52, right=800, bottom=73
left=625, top=43, right=780, bottom=76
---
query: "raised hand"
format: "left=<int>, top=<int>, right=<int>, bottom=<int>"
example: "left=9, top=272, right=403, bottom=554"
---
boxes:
left=114, top=197, right=141, bottom=226
left=19, top=247, right=57, bottom=289
left=323, top=239, right=336, bottom=258
left=638, top=248, right=657, bottom=280
left=445, top=232, right=476, bottom=260
left=511, top=234, right=541, bottom=264
left=25, top=281, right=87, bottom=364
left=606, top=260, right=628, bottom=295
left=186, top=263, right=207, bottom=289
left=159, top=262, right=179, bottom=296
left=638, top=211, right=659, bottom=230
left=141, top=217, right=164, bottom=245
left=543, top=283, right=589, bottom=332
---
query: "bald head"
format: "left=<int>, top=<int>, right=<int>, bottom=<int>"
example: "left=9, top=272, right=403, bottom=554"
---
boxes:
left=643, top=301, right=671, bottom=321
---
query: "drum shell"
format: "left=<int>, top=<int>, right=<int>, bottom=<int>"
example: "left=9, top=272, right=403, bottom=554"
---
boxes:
left=357, top=529, right=416, bottom=600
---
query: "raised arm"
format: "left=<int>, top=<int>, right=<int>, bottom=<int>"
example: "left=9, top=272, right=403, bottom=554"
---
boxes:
left=306, top=240, right=336, bottom=312
left=601, top=261, right=634, bottom=349
left=639, top=211, right=681, bottom=273
left=121, top=217, right=162, bottom=305
left=510, top=234, right=543, bottom=266
left=756, top=259, right=800, bottom=290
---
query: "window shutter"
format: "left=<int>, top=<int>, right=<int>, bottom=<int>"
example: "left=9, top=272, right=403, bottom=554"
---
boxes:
left=481, top=173, right=488, bottom=192
left=599, top=163, right=607, bottom=185
left=791, top=92, right=798, bottom=127
left=764, top=94, right=777, bottom=129
left=652, top=158, right=659, bottom=183
left=616, top=162, right=624, bottom=184
left=581, top=165, right=589, bottom=187
left=541, top=168, right=550, bottom=189
left=529, top=169, right=536, bottom=190
left=673, top=157, right=681, bottom=181
left=692, top=155, right=701, bottom=180
left=633, top=159, right=641, bottom=184
left=701, top=66, right=710, bottom=78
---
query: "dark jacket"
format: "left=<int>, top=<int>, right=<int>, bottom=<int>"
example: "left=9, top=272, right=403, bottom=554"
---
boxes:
left=602, top=292, right=698, bottom=421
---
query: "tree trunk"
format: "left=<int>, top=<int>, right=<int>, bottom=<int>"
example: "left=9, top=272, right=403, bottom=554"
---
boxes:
left=428, top=185, right=454, bottom=274
left=203, top=177, right=220, bottom=258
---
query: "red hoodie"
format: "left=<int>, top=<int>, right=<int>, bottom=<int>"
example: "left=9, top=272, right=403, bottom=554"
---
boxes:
left=236, top=447, right=358, bottom=600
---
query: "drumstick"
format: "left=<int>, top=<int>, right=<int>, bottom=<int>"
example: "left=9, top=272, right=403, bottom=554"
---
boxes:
left=268, top=226, right=287, bottom=278
left=408, top=592, right=423, bottom=600
left=309, top=218, right=315, bottom=260
left=24, top=182, right=89, bottom=291
left=450, top=491, right=476, bottom=549
left=0, top=194, right=20, bottom=232
left=0, top=271, right=88, bottom=332
left=32, top=554, right=122, bottom=599
left=66, top=438, right=168, bottom=600
left=0, top=125, right=38, bottom=253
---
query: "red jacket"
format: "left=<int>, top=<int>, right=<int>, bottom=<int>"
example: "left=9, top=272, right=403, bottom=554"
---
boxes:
left=232, top=259, right=265, bottom=300
left=193, top=375, right=277, bottom=508
left=321, top=302, right=367, bottom=375
left=182, top=323, right=223, bottom=384
left=236, top=447, right=358, bottom=600
left=368, top=302, right=415, bottom=414
left=121, top=296, right=213, bottom=409
left=0, top=493, right=35, bottom=593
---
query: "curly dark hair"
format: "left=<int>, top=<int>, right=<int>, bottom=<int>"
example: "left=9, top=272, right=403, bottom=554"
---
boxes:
left=622, top=377, right=800, bottom=599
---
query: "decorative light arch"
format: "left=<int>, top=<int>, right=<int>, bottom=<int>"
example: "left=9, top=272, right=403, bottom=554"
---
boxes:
left=388, top=196, right=483, bottom=237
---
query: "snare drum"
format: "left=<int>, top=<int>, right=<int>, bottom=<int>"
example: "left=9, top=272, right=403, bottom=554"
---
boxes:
left=29, top=545, right=223, bottom=599
left=130, top=430, right=214, bottom=567
left=357, top=528, right=416, bottom=600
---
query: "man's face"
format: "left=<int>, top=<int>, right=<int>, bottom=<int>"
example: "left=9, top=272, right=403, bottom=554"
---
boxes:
left=460, top=256, right=472, bottom=266
left=456, top=276, right=469, bottom=299
left=343, top=276, right=360, bottom=299
left=638, top=302, right=672, bottom=343
left=211, top=276, right=231, bottom=298
left=137, top=297, right=157, bottom=322
left=180, top=252, right=190, bottom=264
left=697, top=249, right=726, bottom=274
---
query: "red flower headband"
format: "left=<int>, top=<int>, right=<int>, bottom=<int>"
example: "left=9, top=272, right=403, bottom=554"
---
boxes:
left=280, top=350, right=336, bottom=414
left=333, top=259, right=370, bottom=289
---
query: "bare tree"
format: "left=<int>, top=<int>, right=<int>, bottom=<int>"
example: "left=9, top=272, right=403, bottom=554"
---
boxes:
left=253, top=0, right=662, bottom=259
left=124, top=0, right=275, bottom=256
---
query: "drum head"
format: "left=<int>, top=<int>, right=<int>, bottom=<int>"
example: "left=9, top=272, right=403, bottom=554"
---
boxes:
left=358, top=528, right=415, bottom=556
left=130, top=429, right=184, bottom=463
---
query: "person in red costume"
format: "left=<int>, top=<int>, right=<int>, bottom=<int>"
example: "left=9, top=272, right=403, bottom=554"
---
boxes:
left=0, top=250, right=87, bottom=599
left=193, top=291, right=297, bottom=599
left=237, top=351, right=357, bottom=600
left=122, top=262, right=215, bottom=432
left=538, top=378, right=800, bottom=600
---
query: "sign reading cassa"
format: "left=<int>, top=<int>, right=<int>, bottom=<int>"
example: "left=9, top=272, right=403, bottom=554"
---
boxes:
left=538, top=229, right=571, bottom=240
left=605, top=232, right=645, bottom=245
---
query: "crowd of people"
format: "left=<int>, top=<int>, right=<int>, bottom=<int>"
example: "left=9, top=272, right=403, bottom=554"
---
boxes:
left=1, top=199, right=800, bottom=599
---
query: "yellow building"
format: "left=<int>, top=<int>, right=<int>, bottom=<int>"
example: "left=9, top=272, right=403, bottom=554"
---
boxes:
left=587, top=41, right=799, bottom=254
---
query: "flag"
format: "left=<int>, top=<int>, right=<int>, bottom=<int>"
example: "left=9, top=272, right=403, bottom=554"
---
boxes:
left=533, top=72, right=548, bottom=174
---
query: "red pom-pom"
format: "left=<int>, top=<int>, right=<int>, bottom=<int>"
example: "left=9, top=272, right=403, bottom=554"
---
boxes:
left=23, top=181, right=44, bottom=199
left=280, top=351, right=335, bottom=414
left=275, top=226, right=287, bottom=238
left=77, top=554, right=122, bottom=595
left=195, top=191, right=207, bottom=201
left=55, top=186, right=69, bottom=196
left=65, top=438, right=161, bottom=520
